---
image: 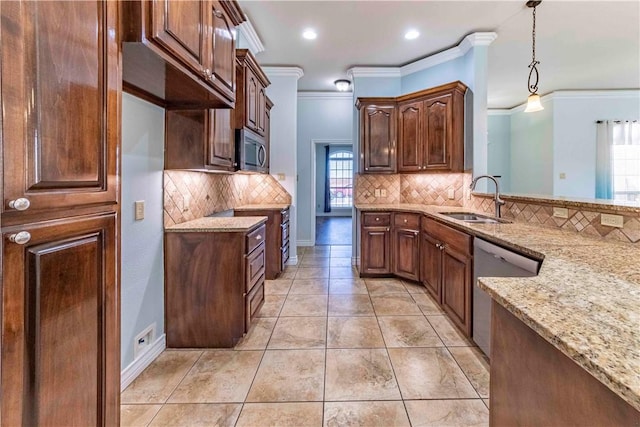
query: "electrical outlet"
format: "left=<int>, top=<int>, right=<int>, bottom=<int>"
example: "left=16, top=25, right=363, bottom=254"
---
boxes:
left=381, top=189, right=387, bottom=197
left=135, top=200, right=145, bottom=220
left=447, top=188, right=455, bottom=199
left=601, top=213, right=624, bottom=228
left=134, top=323, right=156, bottom=359
left=553, top=207, right=568, bottom=219
left=277, top=173, right=285, bottom=181
left=559, top=172, right=566, bottom=179
left=374, top=189, right=381, bottom=197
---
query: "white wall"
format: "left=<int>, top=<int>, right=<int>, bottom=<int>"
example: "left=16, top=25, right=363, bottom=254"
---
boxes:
left=509, top=99, right=554, bottom=195
left=265, top=69, right=303, bottom=261
left=552, top=93, right=640, bottom=198
left=121, top=93, right=165, bottom=369
left=488, top=113, right=512, bottom=192
left=297, top=93, right=353, bottom=244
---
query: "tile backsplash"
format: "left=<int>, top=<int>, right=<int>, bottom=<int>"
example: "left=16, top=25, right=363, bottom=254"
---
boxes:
left=163, top=171, right=291, bottom=227
left=467, top=194, right=640, bottom=244
left=355, top=172, right=469, bottom=206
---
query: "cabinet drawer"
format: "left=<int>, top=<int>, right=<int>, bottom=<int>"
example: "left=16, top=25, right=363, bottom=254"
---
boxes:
left=423, top=217, right=472, bottom=256
left=394, top=213, right=420, bottom=230
left=246, top=224, right=266, bottom=254
left=281, top=208, right=290, bottom=223
left=281, top=221, right=289, bottom=244
left=362, top=212, right=391, bottom=227
left=281, top=242, right=290, bottom=270
left=245, top=278, right=265, bottom=332
left=246, top=243, right=265, bottom=292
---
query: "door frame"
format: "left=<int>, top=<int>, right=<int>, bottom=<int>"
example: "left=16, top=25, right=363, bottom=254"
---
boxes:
left=310, top=138, right=353, bottom=246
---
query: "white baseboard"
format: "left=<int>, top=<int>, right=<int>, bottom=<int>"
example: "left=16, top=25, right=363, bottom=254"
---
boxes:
left=121, top=334, right=166, bottom=391
left=297, top=239, right=314, bottom=247
left=352, top=256, right=360, bottom=266
left=286, top=256, right=299, bottom=265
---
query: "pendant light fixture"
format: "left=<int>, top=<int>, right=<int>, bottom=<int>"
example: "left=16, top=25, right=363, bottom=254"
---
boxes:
left=524, top=0, right=544, bottom=113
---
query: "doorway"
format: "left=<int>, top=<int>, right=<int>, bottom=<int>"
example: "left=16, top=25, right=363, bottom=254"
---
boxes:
left=314, top=143, right=353, bottom=246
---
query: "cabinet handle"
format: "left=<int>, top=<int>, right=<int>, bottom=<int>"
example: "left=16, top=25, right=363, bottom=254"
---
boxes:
left=386, top=227, right=390, bottom=232
left=203, top=68, right=211, bottom=77
left=8, top=231, right=31, bottom=245
left=365, top=167, right=369, bottom=171
left=376, top=217, right=380, bottom=221
left=256, top=235, right=262, bottom=240
left=414, top=231, right=419, bottom=236
left=403, top=219, right=408, bottom=223
left=213, top=9, right=223, bottom=18
left=8, top=198, right=30, bottom=211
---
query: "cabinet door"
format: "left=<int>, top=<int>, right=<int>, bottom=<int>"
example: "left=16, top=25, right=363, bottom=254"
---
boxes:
left=361, top=105, right=396, bottom=173
left=441, top=247, right=472, bottom=336
left=245, top=69, right=259, bottom=132
left=150, top=0, right=206, bottom=75
left=393, top=228, right=420, bottom=281
left=423, top=94, right=453, bottom=170
left=1, top=213, right=118, bottom=426
left=398, top=101, right=423, bottom=172
left=361, top=226, right=391, bottom=275
left=208, top=0, right=236, bottom=101
left=264, top=107, right=271, bottom=172
left=207, top=109, right=235, bottom=170
left=1, top=0, right=119, bottom=213
left=257, top=85, right=267, bottom=135
left=421, top=232, right=442, bottom=303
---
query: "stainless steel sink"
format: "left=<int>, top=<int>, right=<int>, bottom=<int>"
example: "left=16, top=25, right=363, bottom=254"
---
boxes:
left=439, top=212, right=509, bottom=224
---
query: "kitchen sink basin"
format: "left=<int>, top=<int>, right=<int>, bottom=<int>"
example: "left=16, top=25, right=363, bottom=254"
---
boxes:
left=439, top=212, right=509, bottom=224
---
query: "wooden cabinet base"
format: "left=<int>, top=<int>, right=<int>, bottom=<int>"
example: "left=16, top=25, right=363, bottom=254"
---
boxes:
left=491, top=302, right=640, bottom=426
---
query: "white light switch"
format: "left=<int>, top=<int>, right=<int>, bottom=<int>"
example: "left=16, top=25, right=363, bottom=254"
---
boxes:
left=381, top=189, right=387, bottom=197
left=559, top=172, right=566, bottom=180
left=374, top=189, right=381, bottom=197
left=447, top=189, right=455, bottom=199
left=135, top=200, right=145, bottom=221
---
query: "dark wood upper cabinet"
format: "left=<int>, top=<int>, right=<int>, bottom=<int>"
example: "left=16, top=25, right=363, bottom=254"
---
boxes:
left=424, top=94, right=454, bottom=170
left=150, top=0, right=206, bottom=74
left=356, top=100, right=397, bottom=173
left=208, top=0, right=237, bottom=101
left=235, top=50, right=270, bottom=136
left=122, top=0, right=244, bottom=108
left=359, top=81, right=467, bottom=174
left=1, top=0, right=119, bottom=215
left=398, top=101, right=423, bottom=172
left=165, top=108, right=235, bottom=172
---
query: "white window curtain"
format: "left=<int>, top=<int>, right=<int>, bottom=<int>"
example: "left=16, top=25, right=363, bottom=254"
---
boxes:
left=595, top=120, right=640, bottom=200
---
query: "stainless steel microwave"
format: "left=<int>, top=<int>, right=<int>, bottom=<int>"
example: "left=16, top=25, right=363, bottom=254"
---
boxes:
left=235, top=128, right=267, bottom=173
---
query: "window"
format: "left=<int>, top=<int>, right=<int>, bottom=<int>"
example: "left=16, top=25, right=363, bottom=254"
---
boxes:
left=612, top=122, right=640, bottom=201
left=329, top=150, right=353, bottom=208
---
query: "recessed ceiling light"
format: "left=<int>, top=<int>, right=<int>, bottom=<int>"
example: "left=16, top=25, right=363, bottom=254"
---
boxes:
left=302, top=29, right=317, bottom=40
left=405, top=29, right=420, bottom=40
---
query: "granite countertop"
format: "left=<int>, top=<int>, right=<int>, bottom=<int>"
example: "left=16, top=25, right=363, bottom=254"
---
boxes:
left=234, top=204, right=290, bottom=211
left=356, top=203, right=640, bottom=411
left=165, top=216, right=267, bottom=232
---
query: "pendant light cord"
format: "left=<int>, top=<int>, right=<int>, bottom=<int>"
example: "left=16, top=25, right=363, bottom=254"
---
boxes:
left=532, top=6, right=537, bottom=62
left=527, top=3, right=541, bottom=95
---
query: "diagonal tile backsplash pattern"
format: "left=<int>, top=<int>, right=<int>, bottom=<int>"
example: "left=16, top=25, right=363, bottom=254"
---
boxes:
left=355, top=173, right=468, bottom=206
left=164, top=171, right=291, bottom=227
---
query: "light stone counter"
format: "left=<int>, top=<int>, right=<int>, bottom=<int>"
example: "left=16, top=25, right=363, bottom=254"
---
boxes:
left=356, top=203, right=640, bottom=411
left=235, top=204, right=290, bottom=211
left=165, top=216, right=267, bottom=232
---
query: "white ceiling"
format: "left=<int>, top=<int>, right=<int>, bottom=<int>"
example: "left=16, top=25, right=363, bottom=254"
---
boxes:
left=239, top=0, right=640, bottom=109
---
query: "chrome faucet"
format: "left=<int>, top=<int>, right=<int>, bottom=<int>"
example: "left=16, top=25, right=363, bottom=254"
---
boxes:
left=470, top=175, right=505, bottom=218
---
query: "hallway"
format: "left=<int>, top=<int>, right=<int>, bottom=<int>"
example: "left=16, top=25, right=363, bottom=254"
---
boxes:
left=315, top=216, right=352, bottom=246
left=120, top=245, right=489, bottom=426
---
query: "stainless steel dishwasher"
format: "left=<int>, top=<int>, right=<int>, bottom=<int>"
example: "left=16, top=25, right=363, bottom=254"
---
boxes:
left=473, top=238, right=541, bottom=358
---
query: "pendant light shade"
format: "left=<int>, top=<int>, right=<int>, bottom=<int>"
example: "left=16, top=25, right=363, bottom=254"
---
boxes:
left=525, top=0, right=543, bottom=112
left=524, top=94, right=544, bottom=112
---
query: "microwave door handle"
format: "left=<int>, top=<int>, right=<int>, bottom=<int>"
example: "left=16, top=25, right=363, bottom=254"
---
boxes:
left=258, top=145, right=266, bottom=167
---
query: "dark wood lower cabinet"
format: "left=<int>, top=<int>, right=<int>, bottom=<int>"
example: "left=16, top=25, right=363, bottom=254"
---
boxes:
left=360, top=226, right=391, bottom=275
left=441, top=246, right=472, bottom=336
left=491, top=302, right=640, bottom=426
left=421, top=232, right=442, bottom=303
left=164, top=223, right=266, bottom=347
left=393, top=228, right=420, bottom=281
left=1, top=212, right=119, bottom=426
left=235, top=207, right=289, bottom=279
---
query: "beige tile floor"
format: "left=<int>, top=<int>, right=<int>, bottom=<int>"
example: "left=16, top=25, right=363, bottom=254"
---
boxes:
left=122, top=245, right=490, bottom=427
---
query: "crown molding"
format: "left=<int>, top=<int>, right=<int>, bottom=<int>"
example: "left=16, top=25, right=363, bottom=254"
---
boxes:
left=488, top=109, right=511, bottom=116
left=298, top=92, right=353, bottom=100
left=346, top=67, right=402, bottom=79
left=401, top=32, right=497, bottom=76
left=263, top=67, right=304, bottom=79
left=237, top=18, right=265, bottom=55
